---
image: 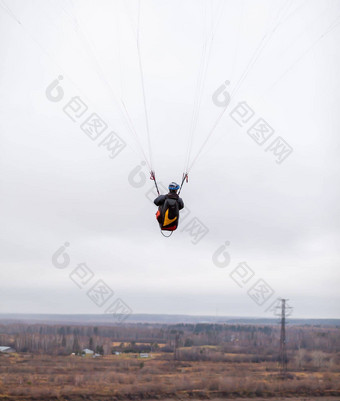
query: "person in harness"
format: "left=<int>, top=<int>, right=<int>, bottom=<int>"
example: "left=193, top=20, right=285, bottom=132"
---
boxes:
left=154, top=182, right=184, bottom=232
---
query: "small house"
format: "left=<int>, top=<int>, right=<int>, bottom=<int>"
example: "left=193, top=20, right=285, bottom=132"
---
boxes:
left=139, top=353, right=149, bottom=358
left=82, top=348, right=94, bottom=357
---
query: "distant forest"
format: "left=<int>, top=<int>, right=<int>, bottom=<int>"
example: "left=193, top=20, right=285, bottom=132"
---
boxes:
left=1, top=322, right=339, bottom=363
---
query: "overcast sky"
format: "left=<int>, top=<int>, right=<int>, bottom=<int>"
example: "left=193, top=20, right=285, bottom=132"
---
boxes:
left=0, top=0, right=339, bottom=319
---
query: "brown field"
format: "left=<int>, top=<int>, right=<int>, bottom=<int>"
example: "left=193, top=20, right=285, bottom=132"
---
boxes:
left=1, top=352, right=340, bottom=400
left=1, top=322, right=340, bottom=400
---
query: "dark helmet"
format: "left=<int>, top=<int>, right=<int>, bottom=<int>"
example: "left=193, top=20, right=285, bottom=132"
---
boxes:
left=169, top=182, right=180, bottom=192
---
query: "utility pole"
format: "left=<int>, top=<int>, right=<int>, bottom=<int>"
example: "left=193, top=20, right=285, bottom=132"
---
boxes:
left=275, top=298, right=292, bottom=377
left=279, top=299, right=288, bottom=374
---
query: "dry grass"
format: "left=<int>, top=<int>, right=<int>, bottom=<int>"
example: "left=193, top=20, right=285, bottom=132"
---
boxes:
left=0, top=353, right=340, bottom=400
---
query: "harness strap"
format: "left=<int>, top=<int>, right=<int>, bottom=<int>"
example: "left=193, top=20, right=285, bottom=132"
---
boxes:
left=151, top=171, right=188, bottom=197
left=178, top=173, right=188, bottom=196
left=150, top=170, right=160, bottom=196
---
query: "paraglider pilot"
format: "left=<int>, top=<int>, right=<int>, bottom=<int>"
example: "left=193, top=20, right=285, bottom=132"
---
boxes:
left=154, top=182, right=184, bottom=231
